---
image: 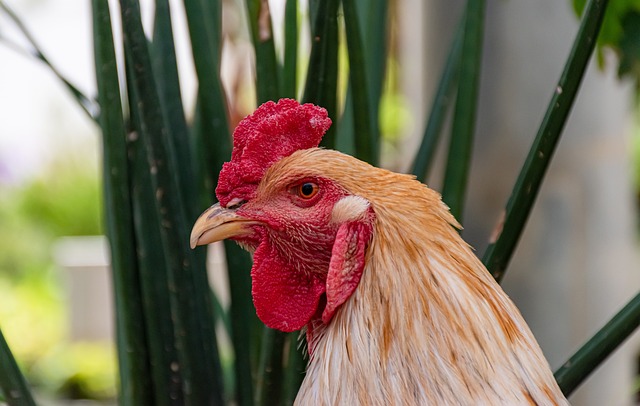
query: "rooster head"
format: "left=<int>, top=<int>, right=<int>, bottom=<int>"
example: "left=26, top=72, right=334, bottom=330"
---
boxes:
left=190, top=99, right=375, bottom=334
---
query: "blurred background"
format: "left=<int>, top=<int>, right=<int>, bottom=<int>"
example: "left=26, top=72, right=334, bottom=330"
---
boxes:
left=0, top=0, right=639, bottom=404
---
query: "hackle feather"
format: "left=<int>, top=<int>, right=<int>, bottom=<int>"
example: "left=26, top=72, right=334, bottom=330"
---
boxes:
left=263, top=148, right=567, bottom=405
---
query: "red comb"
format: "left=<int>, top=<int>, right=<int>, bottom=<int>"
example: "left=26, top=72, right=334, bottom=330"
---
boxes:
left=216, top=99, right=332, bottom=207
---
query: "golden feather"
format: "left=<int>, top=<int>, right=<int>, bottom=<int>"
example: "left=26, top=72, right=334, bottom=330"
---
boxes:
left=263, top=148, right=568, bottom=405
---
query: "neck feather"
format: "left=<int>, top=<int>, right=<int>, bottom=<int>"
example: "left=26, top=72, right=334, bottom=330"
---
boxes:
left=296, top=168, right=566, bottom=405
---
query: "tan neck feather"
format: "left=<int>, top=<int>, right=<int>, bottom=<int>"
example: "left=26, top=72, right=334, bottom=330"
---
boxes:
left=277, top=150, right=567, bottom=405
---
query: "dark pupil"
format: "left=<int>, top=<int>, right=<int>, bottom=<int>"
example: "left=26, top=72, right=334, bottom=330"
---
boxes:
left=301, top=183, right=314, bottom=196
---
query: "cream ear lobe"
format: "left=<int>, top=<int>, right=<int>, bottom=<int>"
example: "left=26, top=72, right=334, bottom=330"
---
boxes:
left=330, top=195, right=370, bottom=224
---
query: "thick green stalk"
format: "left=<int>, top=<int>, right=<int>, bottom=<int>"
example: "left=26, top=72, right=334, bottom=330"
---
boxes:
left=126, top=58, right=183, bottom=405
left=357, top=0, right=386, bottom=152
left=281, top=0, right=298, bottom=99
left=302, top=0, right=340, bottom=149
left=119, top=0, right=224, bottom=404
left=150, top=6, right=221, bottom=403
left=411, top=18, right=464, bottom=183
left=482, top=0, right=610, bottom=282
left=554, top=292, right=640, bottom=396
left=0, top=328, right=35, bottom=406
left=255, top=328, right=286, bottom=406
left=92, top=0, right=153, bottom=403
left=282, top=334, right=306, bottom=405
left=151, top=0, right=196, bottom=219
left=308, top=0, right=320, bottom=33
left=342, top=0, right=376, bottom=165
left=336, top=0, right=386, bottom=160
left=129, top=134, right=183, bottom=406
left=441, top=1, right=486, bottom=221
left=182, top=0, right=231, bottom=193
left=245, top=0, right=280, bottom=102
left=335, top=87, right=356, bottom=155
left=223, top=241, right=258, bottom=406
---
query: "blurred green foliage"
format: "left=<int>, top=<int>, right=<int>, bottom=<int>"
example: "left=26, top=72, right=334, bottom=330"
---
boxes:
left=0, top=155, right=114, bottom=400
left=573, top=0, right=640, bottom=81
left=33, top=342, right=117, bottom=400
left=0, top=158, right=101, bottom=274
left=16, top=160, right=102, bottom=238
left=0, top=276, right=64, bottom=365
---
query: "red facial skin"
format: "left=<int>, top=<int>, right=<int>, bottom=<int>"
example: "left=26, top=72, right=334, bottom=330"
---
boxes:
left=232, top=177, right=351, bottom=333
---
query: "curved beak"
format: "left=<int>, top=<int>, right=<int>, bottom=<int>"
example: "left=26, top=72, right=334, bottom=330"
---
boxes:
left=190, top=203, right=257, bottom=249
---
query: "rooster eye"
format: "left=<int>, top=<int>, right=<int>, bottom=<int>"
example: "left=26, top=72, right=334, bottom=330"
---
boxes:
left=297, top=182, right=319, bottom=199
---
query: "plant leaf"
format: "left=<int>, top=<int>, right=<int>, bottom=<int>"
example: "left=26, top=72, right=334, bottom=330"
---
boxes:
left=282, top=333, right=306, bottom=405
left=342, top=0, right=376, bottom=165
left=441, top=1, right=486, bottom=221
left=119, top=0, right=224, bottom=403
left=127, top=102, right=183, bottom=405
left=302, top=0, right=340, bottom=149
left=151, top=0, right=197, bottom=219
left=358, top=0, right=386, bottom=148
left=92, top=0, right=154, bottom=403
left=245, top=0, right=280, bottom=102
left=280, top=0, right=298, bottom=99
left=182, top=0, right=231, bottom=195
left=411, top=17, right=464, bottom=183
left=255, top=328, right=286, bottom=406
left=555, top=291, right=640, bottom=396
left=0, top=328, right=36, bottom=406
left=482, top=0, right=610, bottom=282
left=223, top=240, right=259, bottom=406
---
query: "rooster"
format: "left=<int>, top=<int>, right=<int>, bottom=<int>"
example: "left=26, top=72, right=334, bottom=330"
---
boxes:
left=190, top=99, right=568, bottom=405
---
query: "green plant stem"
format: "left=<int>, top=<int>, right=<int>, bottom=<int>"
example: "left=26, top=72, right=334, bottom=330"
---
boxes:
left=482, top=0, right=610, bottom=282
left=411, top=17, right=464, bottom=183
left=126, top=56, right=185, bottom=405
left=281, top=0, right=298, bottom=99
left=357, top=0, right=386, bottom=151
left=182, top=0, right=231, bottom=194
left=119, top=0, right=224, bottom=404
left=282, top=334, right=306, bottom=405
left=92, top=0, right=154, bottom=403
left=302, top=0, right=340, bottom=149
left=441, top=1, right=486, bottom=221
left=336, top=0, right=385, bottom=161
left=245, top=0, right=280, bottom=102
left=343, top=0, right=376, bottom=165
left=256, top=328, right=286, bottom=406
left=0, top=328, right=36, bottom=406
left=152, top=0, right=196, bottom=220
left=554, top=292, right=640, bottom=396
left=223, top=241, right=258, bottom=406
left=149, top=16, right=216, bottom=402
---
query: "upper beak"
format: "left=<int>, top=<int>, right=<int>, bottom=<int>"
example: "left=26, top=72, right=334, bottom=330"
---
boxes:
left=190, top=203, right=257, bottom=249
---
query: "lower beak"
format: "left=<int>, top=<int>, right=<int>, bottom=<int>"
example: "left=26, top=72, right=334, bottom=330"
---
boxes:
left=190, top=203, right=257, bottom=249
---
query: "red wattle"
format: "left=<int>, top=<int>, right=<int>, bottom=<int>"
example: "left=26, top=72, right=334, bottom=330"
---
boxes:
left=251, top=240, right=326, bottom=332
left=322, top=219, right=373, bottom=324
